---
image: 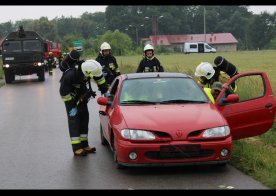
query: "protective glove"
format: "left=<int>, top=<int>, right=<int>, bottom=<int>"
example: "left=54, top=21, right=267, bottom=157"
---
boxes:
left=69, top=107, right=77, bottom=117
left=98, top=83, right=108, bottom=95
left=116, top=72, right=121, bottom=76
left=78, top=90, right=97, bottom=104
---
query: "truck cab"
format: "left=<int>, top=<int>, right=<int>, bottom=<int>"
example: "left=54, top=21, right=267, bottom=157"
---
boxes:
left=184, top=42, right=216, bottom=54
left=1, top=26, right=47, bottom=83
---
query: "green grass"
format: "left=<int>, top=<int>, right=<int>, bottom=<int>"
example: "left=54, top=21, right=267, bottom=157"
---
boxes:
left=231, top=139, right=276, bottom=188
left=2, top=50, right=276, bottom=188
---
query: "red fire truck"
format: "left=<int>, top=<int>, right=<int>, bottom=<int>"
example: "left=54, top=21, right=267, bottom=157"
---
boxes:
left=44, top=40, right=62, bottom=59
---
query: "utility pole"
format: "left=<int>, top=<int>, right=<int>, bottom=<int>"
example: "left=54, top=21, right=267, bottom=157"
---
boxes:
left=136, top=27, right=138, bottom=46
left=204, top=7, right=206, bottom=42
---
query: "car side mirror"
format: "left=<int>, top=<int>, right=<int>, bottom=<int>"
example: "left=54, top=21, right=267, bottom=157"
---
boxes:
left=97, top=97, right=109, bottom=105
left=224, top=94, right=239, bottom=103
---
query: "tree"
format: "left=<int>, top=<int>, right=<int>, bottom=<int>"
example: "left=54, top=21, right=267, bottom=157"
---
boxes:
left=33, top=17, right=57, bottom=40
left=98, top=30, right=132, bottom=56
left=247, top=12, right=275, bottom=50
left=0, top=21, right=15, bottom=37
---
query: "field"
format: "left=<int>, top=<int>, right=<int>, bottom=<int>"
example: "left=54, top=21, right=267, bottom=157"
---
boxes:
left=1, top=50, right=276, bottom=188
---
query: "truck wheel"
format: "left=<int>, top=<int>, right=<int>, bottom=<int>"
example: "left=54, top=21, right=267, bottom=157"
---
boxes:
left=38, top=67, right=45, bottom=81
left=4, top=70, right=14, bottom=84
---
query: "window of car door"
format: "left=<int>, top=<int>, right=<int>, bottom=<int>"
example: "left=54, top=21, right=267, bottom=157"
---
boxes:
left=108, top=79, right=120, bottom=106
left=218, top=74, right=265, bottom=105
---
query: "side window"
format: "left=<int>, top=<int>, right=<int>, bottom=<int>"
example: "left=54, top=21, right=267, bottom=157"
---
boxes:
left=229, top=74, right=265, bottom=102
left=190, top=44, right=197, bottom=49
left=108, top=79, right=119, bottom=102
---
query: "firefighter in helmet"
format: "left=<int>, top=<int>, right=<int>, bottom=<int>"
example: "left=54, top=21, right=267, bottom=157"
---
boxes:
left=194, top=56, right=238, bottom=93
left=47, top=52, right=55, bottom=75
left=95, top=42, right=120, bottom=86
left=136, top=44, right=164, bottom=73
left=60, top=56, right=108, bottom=156
left=60, top=50, right=83, bottom=72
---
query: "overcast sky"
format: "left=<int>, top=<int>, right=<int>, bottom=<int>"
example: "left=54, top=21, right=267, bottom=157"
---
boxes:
left=0, top=6, right=275, bottom=23
left=0, top=6, right=107, bottom=23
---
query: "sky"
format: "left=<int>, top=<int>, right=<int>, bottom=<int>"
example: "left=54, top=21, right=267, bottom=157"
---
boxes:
left=0, top=6, right=107, bottom=23
left=0, top=6, right=275, bottom=23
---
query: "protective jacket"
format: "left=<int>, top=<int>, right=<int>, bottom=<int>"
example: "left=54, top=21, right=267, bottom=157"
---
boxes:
left=95, top=54, right=120, bottom=85
left=136, top=57, right=164, bottom=73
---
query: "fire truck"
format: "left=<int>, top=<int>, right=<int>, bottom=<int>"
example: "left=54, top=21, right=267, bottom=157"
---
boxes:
left=44, top=40, right=62, bottom=59
left=44, top=40, right=62, bottom=69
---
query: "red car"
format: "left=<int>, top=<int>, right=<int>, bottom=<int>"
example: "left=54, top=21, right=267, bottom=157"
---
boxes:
left=97, top=72, right=276, bottom=168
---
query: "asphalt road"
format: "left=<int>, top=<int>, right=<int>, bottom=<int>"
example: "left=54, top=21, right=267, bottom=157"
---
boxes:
left=0, top=69, right=268, bottom=189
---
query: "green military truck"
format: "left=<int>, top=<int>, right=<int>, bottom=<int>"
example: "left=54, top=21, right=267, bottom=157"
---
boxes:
left=1, top=26, right=47, bottom=83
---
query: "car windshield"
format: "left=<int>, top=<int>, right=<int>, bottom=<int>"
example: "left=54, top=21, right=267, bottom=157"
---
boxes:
left=23, top=40, right=42, bottom=52
left=3, top=41, right=22, bottom=53
left=119, top=77, right=209, bottom=105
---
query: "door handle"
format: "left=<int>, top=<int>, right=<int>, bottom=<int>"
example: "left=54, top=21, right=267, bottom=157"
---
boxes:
left=265, top=103, right=273, bottom=108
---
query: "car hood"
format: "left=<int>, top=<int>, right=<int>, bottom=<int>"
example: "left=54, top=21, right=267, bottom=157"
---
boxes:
left=119, top=104, right=227, bottom=140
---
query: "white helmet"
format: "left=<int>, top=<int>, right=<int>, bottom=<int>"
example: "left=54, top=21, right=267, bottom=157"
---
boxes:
left=195, top=62, right=215, bottom=80
left=81, top=59, right=103, bottom=78
left=100, top=42, right=111, bottom=53
left=144, top=44, right=154, bottom=52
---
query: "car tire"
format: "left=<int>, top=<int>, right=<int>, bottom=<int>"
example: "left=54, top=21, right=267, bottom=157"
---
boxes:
left=100, top=124, right=108, bottom=146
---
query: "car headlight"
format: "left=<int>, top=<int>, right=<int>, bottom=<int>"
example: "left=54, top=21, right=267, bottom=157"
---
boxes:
left=121, top=129, right=156, bottom=140
left=4, top=64, right=10, bottom=68
left=37, top=62, right=42, bottom=66
left=202, top=126, right=230, bottom=138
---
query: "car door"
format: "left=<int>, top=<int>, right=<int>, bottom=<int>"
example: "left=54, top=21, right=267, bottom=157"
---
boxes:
left=100, top=79, right=120, bottom=142
left=215, top=72, right=276, bottom=140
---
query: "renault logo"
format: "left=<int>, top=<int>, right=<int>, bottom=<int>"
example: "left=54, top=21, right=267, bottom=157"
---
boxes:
left=176, top=130, right=183, bottom=138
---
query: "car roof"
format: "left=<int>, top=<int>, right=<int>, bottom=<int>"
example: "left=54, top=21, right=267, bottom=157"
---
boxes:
left=123, top=72, right=191, bottom=80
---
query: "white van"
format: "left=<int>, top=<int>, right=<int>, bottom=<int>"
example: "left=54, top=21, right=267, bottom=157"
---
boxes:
left=184, top=42, right=216, bottom=54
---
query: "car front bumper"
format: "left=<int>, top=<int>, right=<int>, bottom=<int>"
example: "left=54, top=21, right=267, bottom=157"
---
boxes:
left=115, top=137, right=232, bottom=166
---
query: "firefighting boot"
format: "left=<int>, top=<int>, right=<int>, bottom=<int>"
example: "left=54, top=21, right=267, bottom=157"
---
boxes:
left=81, top=140, right=96, bottom=153
left=83, top=146, right=96, bottom=153
left=74, top=148, right=87, bottom=156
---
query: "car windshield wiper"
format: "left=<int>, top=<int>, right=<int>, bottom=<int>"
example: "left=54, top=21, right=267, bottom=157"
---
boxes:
left=159, top=99, right=208, bottom=104
left=120, top=100, right=157, bottom=105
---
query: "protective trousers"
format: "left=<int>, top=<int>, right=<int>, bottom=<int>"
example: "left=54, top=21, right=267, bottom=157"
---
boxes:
left=65, top=101, right=89, bottom=152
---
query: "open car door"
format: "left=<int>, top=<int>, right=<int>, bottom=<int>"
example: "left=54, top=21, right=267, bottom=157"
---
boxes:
left=215, top=72, right=276, bottom=140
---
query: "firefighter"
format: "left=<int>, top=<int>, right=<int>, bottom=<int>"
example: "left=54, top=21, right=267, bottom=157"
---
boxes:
left=194, top=56, right=238, bottom=92
left=95, top=42, right=120, bottom=86
left=136, top=44, right=164, bottom=73
left=204, top=81, right=223, bottom=104
left=60, top=50, right=82, bottom=72
left=47, top=52, right=55, bottom=75
left=59, top=58, right=108, bottom=156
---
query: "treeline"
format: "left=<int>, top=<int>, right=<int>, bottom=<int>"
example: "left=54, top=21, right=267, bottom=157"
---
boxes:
left=1, top=6, right=276, bottom=55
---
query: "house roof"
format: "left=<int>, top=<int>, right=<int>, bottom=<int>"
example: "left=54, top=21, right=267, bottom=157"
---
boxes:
left=148, top=33, right=238, bottom=46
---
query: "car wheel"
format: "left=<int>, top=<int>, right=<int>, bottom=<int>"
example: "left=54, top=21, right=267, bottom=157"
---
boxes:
left=100, top=124, right=108, bottom=146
